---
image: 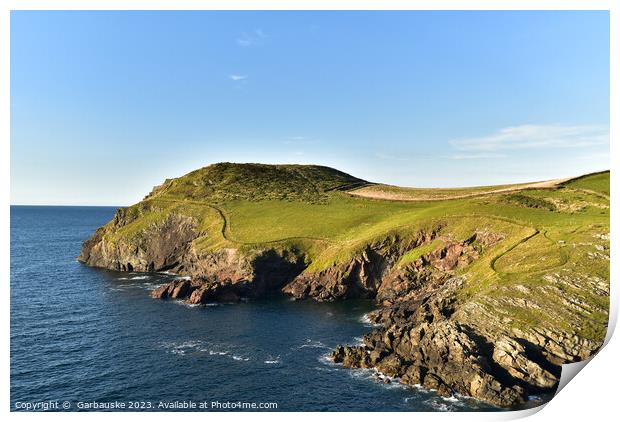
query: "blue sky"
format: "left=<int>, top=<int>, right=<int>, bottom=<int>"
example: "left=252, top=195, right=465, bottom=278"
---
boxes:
left=11, top=11, right=610, bottom=205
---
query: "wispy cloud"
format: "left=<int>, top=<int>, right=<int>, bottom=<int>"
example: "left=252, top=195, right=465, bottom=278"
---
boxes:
left=449, top=124, right=609, bottom=152
left=229, top=74, right=248, bottom=81
left=236, top=29, right=268, bottom=47
left=448, top=153, right=507, bottom=160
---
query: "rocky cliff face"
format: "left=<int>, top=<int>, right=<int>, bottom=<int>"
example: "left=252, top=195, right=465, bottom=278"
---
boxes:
left=330, top=276, right=558, bottom=407
left=79, top=207, right=601, bottom=408
left=78, top=208, right=200, bottom=273
left=79, top=209, right=307, bottom=302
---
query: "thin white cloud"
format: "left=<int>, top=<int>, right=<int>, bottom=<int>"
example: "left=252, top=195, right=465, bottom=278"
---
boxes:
left=236, top=29, right=267, bottom=47
left=229, top=74, right=248, bottom=81
left=448, top=153, right=507, bottom=160
left=449, top=124, right=609, bottom=152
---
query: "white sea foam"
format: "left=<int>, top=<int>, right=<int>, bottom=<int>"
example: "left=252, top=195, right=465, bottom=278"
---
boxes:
left=359, top=313, right=382, bottom=327
left=162, top=339, right=258, bottom=364
left=264, top=355, right=280, bottom=364
left=423, top=395, right=467, bottom=411
left=232, top=355, right=250, bottom=361
left=318, top=352, right=336, bottom=366
left=173, top=300, right=200, bottom=308
left=207, top=350, right=229, bottom=356
left=162, top=340, right=204, bottom=356
left=339, top=364, right=410, bottom=391
left=297, top=339, right=329, bottom=349
left=130, top=275, right=151, bottom=280
left=431, top=402, right=450, bottom=412
left=313, top=366, right=337, bottom=372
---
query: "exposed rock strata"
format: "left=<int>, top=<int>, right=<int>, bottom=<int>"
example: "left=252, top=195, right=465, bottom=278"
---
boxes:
left=330, top=276, right=561, bottom=407
left=78, top=208, right=199, bottom=273
left=79, top=209, right=598, bottom=408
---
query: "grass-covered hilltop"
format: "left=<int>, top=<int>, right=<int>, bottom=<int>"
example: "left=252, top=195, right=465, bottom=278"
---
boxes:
left=79, top=163, right=610, bottom=408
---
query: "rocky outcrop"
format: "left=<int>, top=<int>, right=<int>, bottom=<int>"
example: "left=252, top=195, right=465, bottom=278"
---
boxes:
left=79, top=208, right=591, bottom=408
left=79, top=208, right=307, bottom=301
left=78, top=208, right=199, bottom=273
left=278, top=230, right=562, bottom=406
left=149, top=249, right=307, bottom=304
left=283, top=231, right=486, bottom=305
left=151, top=278, right=243, bottom=304
left=330, top=276, right=561, bottom=407
left=283, top=231, right=439, bottom=301
left=282, top=249, right=385, bottom=301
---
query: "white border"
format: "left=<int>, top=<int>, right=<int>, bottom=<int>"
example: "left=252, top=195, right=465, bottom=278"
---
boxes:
left=2, top=1, right=617, bottom=421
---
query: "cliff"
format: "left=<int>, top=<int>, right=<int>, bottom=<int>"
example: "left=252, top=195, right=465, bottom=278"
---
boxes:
left=79, top=163, right=610, bottom=408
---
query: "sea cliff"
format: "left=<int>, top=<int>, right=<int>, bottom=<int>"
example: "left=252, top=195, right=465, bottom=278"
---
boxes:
left=79, top=163, right=610, bottom=407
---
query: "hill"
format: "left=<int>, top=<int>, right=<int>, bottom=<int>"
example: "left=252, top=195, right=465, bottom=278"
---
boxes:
left=78, top=164, right=610, bottom=408
left=145, top=162, right=369, bottom=203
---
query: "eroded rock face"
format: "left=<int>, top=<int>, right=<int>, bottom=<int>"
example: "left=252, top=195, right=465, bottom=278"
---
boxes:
left=149, top=249, right=307, bottom=304
left=282, top=250, right=384, bottom=301
left=78, top=209, right=199, bottom=273
left=79, top=212, right=591, bottom=408
left=151, top=278, right=242, bottom=304
left=329, top=277, right=558, bottom=407
left=283, top=232, right=439, bottom=302
left=79, top=208, right=307, bottom=302
left=307, top=230, right=568, bottom=407
left=284, top=232, right=483, bottom=305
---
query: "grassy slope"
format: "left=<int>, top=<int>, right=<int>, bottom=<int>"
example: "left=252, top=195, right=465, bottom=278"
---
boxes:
left=563, top=171, right=610, bottom=196
left=103, top=166, right=610, bottom=342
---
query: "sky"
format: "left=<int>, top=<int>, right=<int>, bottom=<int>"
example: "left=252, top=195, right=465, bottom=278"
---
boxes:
left=10, top=11, right=610, bottom=206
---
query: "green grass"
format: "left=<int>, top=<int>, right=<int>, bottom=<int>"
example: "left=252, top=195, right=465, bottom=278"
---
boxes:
left=397, top=239, right=445, bottom=267
left=503, top=193, right=557, bottom=211
left=563, top=171, right=610, bottom=196
left=148, top=162, right=368, bottom=204
left=97, top=163, right=610, bottom=343
left=493, top=232, right=565, bottom=274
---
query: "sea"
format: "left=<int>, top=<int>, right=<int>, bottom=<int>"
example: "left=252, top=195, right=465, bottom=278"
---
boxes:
left=10, top=205, right=497, bottom=411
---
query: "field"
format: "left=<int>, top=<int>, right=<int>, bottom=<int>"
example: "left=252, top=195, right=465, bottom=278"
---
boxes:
left=103, top=164, right=610, bottom=342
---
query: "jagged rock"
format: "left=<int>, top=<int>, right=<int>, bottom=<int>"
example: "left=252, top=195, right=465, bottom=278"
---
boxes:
left=170, top=280, right=191, bottom=299
left=282, top=251, right=383, bottom=301
left=150, top=278, right=244, bottom=305
left=327, top=277, right=531, bottom=407
left=492, top=336, right=558, bottom=389
left=79, top=195, right=603, bottom=408
left=150, top=284, right=171, bottom=299
left=401, top=365, right=423, bottom=384
left=375, top=354, right=403, bottom=377
left=79, top=211, right=199, bottom=273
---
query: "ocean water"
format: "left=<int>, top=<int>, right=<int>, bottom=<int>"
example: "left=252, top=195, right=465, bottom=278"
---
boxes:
left=10, top=206, right=496, bottom=412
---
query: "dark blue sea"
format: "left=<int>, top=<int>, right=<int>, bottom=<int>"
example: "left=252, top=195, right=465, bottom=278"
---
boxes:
left=10, top=206, right=494, bottom=411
